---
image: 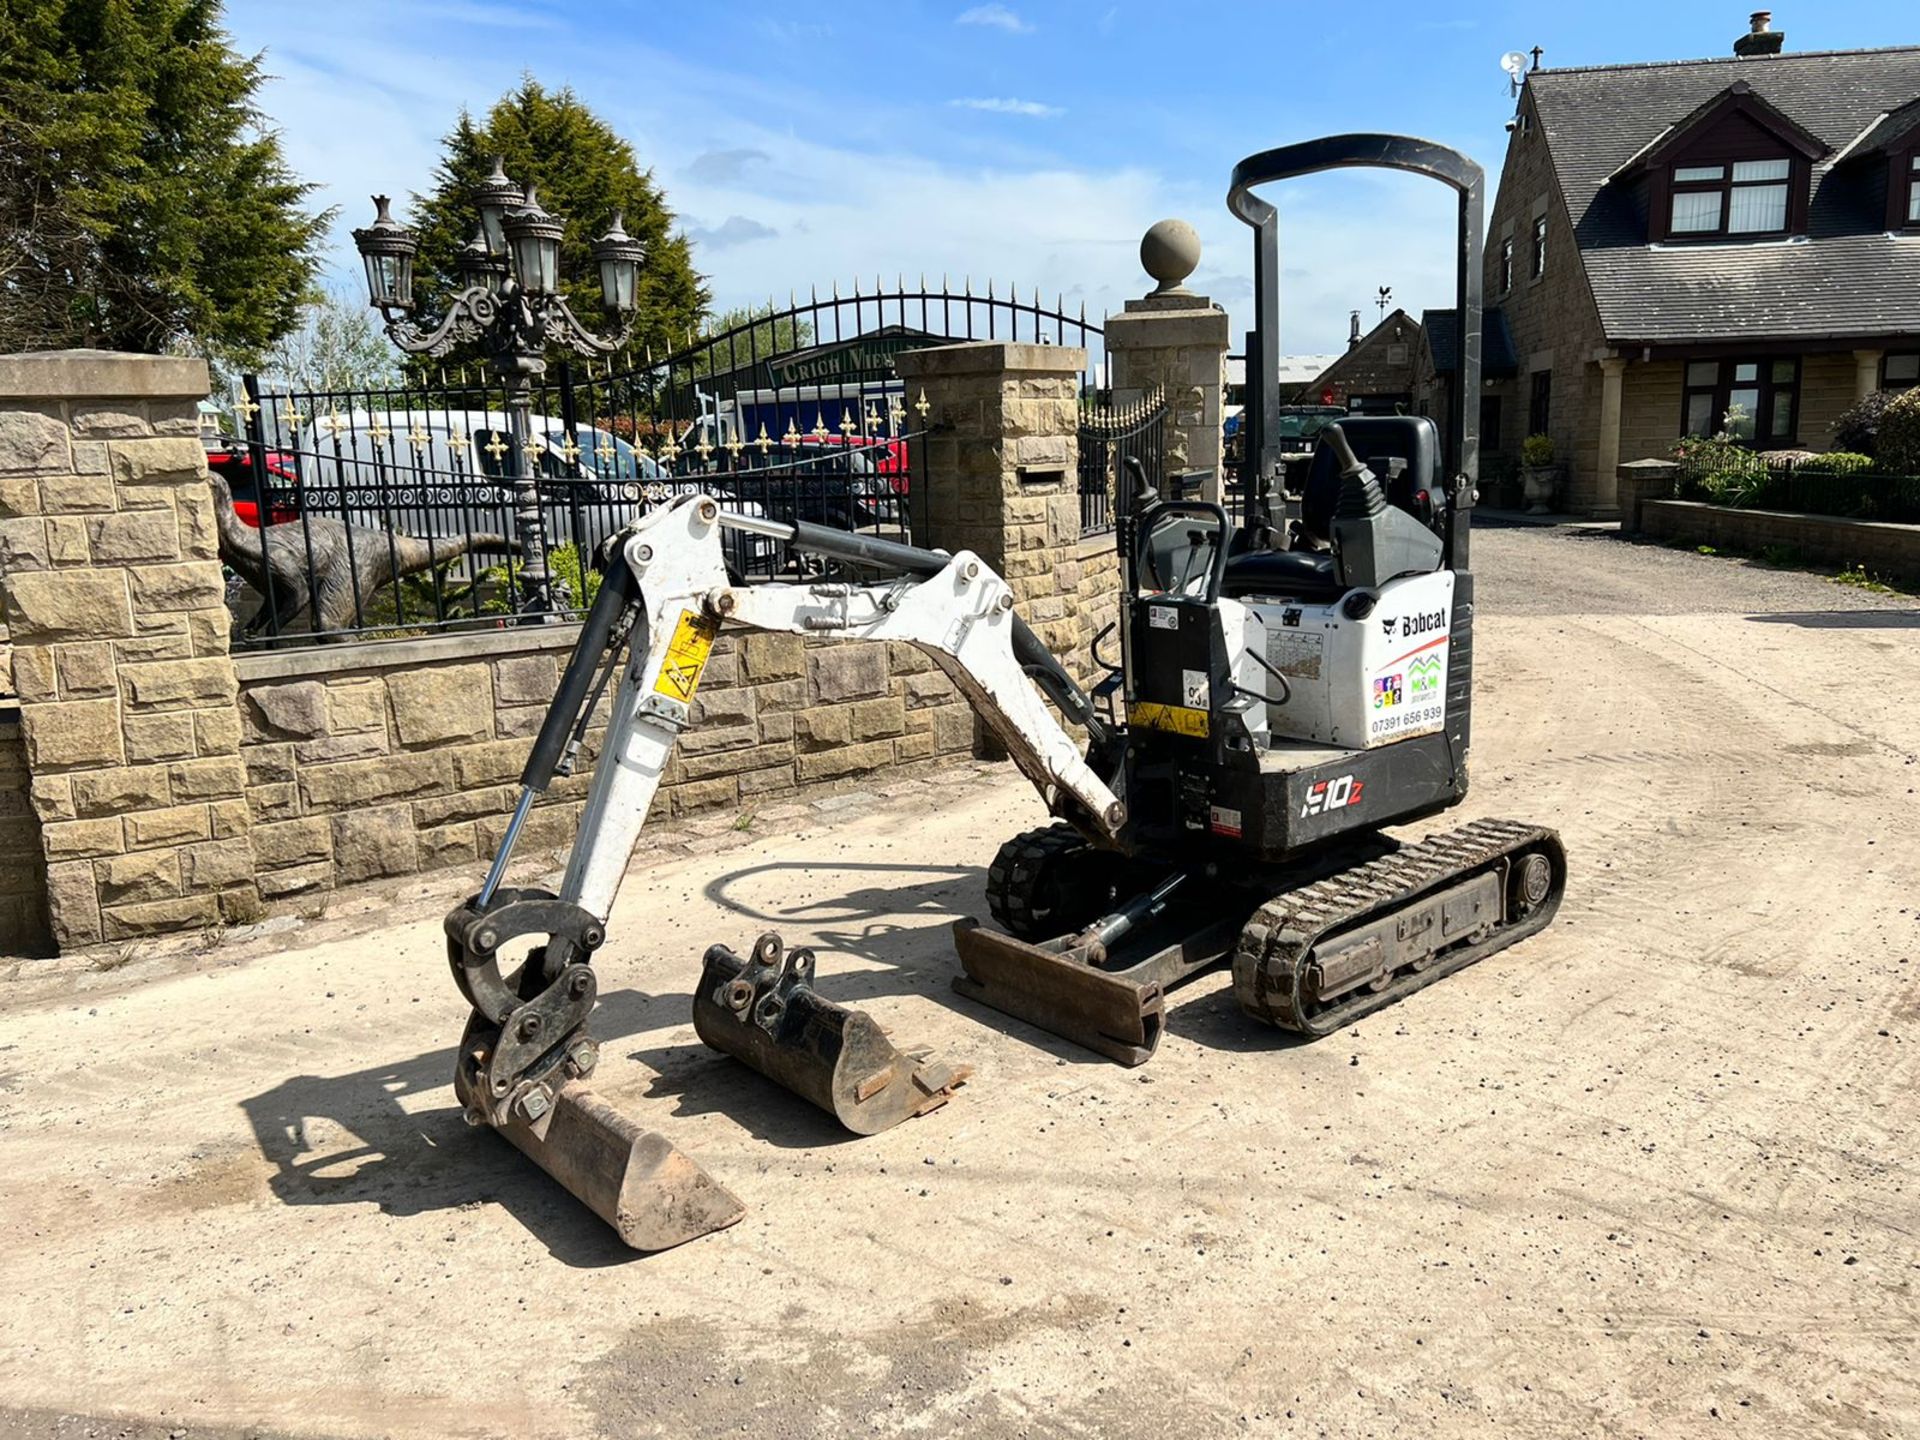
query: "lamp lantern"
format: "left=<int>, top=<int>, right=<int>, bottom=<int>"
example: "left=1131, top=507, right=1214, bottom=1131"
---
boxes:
left=591, top=211, right=645, bottom=314
left=502, top=185, right=565, bottom=297
left=351, top=194, right=419, bottom=310
left=472, top=155, right=523, bottom=258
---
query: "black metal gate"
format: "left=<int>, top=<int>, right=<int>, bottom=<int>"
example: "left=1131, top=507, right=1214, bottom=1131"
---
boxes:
left=1077, top=387, right=1168, bottom=536
left=221, top=279, right=1104, bottom=645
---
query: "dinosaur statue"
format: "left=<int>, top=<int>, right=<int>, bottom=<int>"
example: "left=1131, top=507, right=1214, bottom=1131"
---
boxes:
left=207, top=472, right=522, bottom=640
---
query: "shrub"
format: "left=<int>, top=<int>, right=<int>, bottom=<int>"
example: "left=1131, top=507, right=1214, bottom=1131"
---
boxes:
left=1521, top=433, right=1554, bottom=467
left=1876, top=388, right=1920, bottom=475
left=1797, top=451, right=1874, bottom=476
left=1672, top=432, right=1767, bottom=506
left=1831, top=389, right=1897, bottom=457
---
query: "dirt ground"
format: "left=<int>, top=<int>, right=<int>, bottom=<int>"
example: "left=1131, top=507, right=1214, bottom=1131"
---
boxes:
left=2, top=525, right=1916, bottom=1440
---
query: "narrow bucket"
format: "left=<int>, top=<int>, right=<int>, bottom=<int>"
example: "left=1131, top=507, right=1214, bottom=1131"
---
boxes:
left=692, top=934, right=968, bottom=1135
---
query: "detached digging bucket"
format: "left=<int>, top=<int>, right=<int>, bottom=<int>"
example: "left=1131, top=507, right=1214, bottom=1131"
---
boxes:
left=692, top=933, right=969, bottom=1135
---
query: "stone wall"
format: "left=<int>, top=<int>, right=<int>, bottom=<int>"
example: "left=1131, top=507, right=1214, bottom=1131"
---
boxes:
left=0, top=352, right=251, bottom=948
left=1483, top=89, right=1610, bottom=510
left=1105, top=297, right=1229, bottom=500
left=234, top=624, right=979, bottom=901
left=0, top=716, right=49, bottom=951
left=0, top=345, right=1116, bottom=954
left=1639, top=500, right=1920, bottom=582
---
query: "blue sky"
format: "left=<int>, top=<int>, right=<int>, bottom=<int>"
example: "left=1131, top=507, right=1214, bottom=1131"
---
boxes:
left=225, top=1, right=1916, bottom=356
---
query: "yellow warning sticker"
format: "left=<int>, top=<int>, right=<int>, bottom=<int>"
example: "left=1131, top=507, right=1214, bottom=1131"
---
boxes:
left=1129, top=701, right=1210, bottom=738
left=653, top=610, right=720, bottom=703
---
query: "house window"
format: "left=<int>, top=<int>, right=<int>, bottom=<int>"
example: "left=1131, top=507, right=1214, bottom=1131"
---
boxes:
left=1909, top=156, right=1920, bottom=224
left=1499, top=237, right=1514, bottom=294
left=1681, top=357, right=1800, bottom=445
left=1530, top=216, right=1547, bottom=279
left=1528, top=370, right=1551, bottom=435
left=1668, top=158, right=1791, bottom=237
left=1885, top=353, right=1919, bottom=391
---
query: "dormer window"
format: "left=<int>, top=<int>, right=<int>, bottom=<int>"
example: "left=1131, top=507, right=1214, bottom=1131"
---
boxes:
left=1616, top=82, right=1825, bottom=243
left=1908, top=155, right=1920, bottom=224
left=1669, top=158, right=1791, bottom=236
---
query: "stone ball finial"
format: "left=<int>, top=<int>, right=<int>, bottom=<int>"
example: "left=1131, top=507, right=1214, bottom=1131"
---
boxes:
left=1140, top=219, right=1200, bottom=296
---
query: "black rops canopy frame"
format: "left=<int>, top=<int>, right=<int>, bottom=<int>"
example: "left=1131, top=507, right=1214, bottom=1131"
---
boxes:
left=1227, top=134, right=1484, bottom=569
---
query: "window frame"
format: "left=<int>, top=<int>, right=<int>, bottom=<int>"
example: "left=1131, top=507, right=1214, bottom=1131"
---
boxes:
left=1498, top=235, right=1514, bottom=294
left=1665, top=157, right=1793, bottom=239
left=1529, top=215, right=1547, bottom=280
left=1884, top=352, right=1919, bottom=391
left=1679, top=356, right=1801, bottom=447
left=1527, top=369, right=1551, bottom=436
left=1908, top=154, right=1920, bottom=226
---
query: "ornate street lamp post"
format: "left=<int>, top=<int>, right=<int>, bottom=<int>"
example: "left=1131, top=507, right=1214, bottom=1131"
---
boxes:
left=352, top=160, right=644, bottom=613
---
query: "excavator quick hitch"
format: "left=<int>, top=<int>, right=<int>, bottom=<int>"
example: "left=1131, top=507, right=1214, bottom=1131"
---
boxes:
left=693, top=933, right=969, bottom=1134
left=444, top=887, right=745, bottom=1250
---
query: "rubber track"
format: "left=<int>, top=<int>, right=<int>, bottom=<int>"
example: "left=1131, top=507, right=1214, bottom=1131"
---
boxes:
left=1232, top=817, right=1566, bottom=1036
left=985, top=823, right=1089, bottom=941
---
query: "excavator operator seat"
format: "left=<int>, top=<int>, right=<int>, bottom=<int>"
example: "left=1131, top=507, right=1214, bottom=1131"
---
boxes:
left=1220, top=415, right=1443, bottom=602
left=1298, top=415, right=1442, bottom=544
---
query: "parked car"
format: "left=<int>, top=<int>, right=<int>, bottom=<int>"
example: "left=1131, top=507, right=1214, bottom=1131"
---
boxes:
left=202, top=438, right=299, bottom=526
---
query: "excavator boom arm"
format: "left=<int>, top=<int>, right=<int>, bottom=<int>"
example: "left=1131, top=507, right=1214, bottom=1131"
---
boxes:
left=501, top=492, right=1124, bottom=929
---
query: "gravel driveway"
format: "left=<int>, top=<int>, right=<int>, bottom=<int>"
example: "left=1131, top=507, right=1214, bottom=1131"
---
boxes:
left=2, top=524, right=1916, bottom=1439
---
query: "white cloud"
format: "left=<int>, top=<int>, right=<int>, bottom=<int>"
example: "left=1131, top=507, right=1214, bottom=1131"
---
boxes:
left=956, top=4, right=1032, bottom=34
left=224, top=0, right=1465, bottom=362
left=949, top=97, right=1064, bottom=118
left=686, top=215, right=780, bottom=252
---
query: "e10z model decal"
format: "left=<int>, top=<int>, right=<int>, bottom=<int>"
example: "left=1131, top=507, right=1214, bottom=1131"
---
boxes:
left=1301, top=774, right=1364, bottom=816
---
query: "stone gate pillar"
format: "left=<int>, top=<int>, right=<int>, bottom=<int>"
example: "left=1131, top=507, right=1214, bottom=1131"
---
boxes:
left=0, top=351, right=251, bottom=948
left=895, top=340, right=1089, bottom=665
left=1103, top=220, right=1231, bottom=504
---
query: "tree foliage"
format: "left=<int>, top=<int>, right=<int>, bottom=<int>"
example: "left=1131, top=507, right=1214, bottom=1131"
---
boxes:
left=408, top=78, right=708, bottom=374
left=688, top=303, right=814, bottom=379
left=1831, top=388, right=1898, bottom=458
left=0, top=0, right=327, bottom=358
left=258, top=284, right=398, bottom=393
left=1875, top=388, right=1920, bottom=476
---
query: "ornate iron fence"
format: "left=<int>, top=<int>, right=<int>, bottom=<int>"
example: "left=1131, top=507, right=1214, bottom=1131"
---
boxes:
left=1076, top=387, right=1168, bottom=536
left=217, top=278, right=1105, bottom=646
left=1675, top=453, right=1920, bottom=524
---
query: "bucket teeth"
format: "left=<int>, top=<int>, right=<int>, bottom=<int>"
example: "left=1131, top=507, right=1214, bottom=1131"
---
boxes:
left=693, top=933, right=969, bottom=1135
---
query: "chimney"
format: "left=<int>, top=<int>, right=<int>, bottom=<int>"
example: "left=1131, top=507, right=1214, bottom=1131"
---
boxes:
left=1734, top=10, right=1785, bottom=57
left=1348, top=310, right=1362, bottom=349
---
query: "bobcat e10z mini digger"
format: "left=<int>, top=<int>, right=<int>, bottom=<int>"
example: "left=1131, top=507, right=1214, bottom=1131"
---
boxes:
left=439, top=134, right=1567, bottom=1250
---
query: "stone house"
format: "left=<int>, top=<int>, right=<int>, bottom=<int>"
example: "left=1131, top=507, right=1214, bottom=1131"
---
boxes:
left=1295, top=309, right=1421, bottom=413
left=1483, top=15, right=1920, bottom=512
left=1412, top=308, right=1520, bottom=466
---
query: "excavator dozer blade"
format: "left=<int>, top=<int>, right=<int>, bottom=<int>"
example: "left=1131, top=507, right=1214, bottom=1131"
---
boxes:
left=487, top=1077, right=747, bottom=1251
left=693, top=934, right=968, bottom=1136
left=950, top=917, right=1164, bottom=1066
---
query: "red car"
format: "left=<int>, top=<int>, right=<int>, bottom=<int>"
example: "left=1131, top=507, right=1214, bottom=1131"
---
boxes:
left=204, top=440, right=299, bottom=526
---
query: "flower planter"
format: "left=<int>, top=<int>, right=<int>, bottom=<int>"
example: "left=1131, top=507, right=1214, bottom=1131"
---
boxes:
left=1521, top=464, right=1561, bottom=516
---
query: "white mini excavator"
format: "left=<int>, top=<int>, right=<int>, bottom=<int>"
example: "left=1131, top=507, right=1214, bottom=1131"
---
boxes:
left=440, top=134, right=1566, bottom=1250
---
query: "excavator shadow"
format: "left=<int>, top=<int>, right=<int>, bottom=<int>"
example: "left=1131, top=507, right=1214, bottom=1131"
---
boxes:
left=239, top=990, right=687, bottom=1268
